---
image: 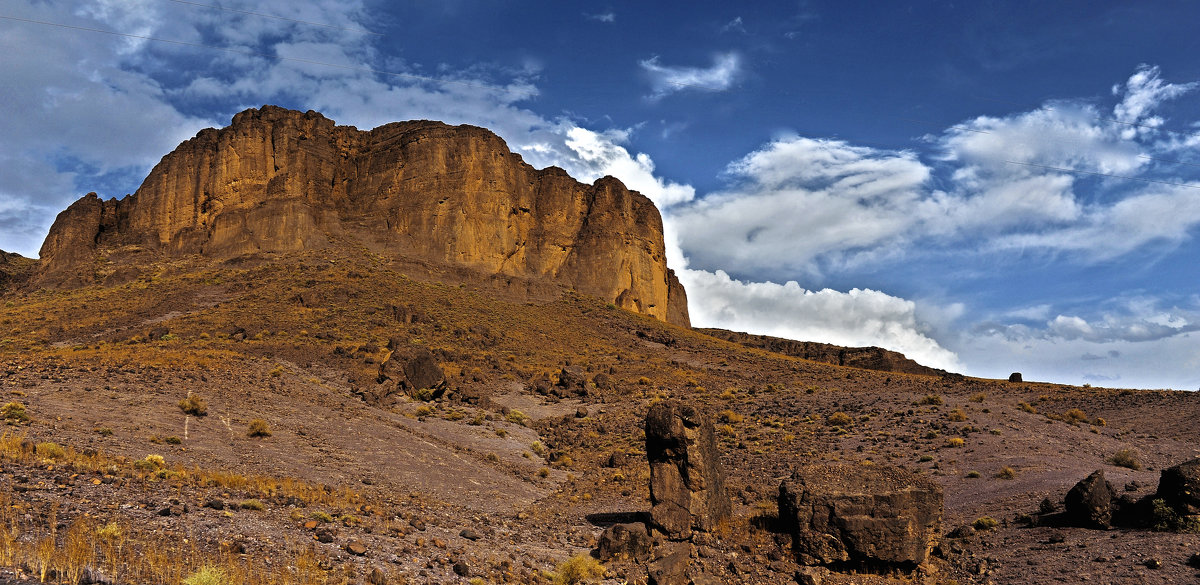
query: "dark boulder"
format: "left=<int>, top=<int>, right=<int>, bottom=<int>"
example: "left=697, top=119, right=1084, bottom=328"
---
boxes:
left=645, top=401, right=730, bottom=540
left=1156, top=457, right=1200, bottom=516
left=596, top=522, right=653, bottom=562
left=778, top=463, right=942, bottom=567
left=1065, top=470, right=1116, bottom=529
left=1008, top=372, right=1023, bottom=382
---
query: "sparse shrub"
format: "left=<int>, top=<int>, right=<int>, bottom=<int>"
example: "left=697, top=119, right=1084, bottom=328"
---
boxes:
left=247, top=419, right=272, bottom=437
left=531, top=442, right=546, bottom=456
left=917, top=394, right=944, bottom=406
left=310, top=511, right=334, bottom=523
left=970, top=393, right=986, bottom=403
left=537, top=467, right=550, bottom=478
left=1, top=401, right=29, bottom=423
left=269, top=365, right=284, bottom=377
left=94, top=427, right=114, bottom=437
left=506, top=410, right=530, bottom=426
left=495, top=428, right=508, bottom=438
left=178, top=394, right=208, bottom=416
left=164, top=436, right=182, bottom=445
left=945, top=437, right=965, bottom=448
left=637, top=377, right=651, bottom=386
left=1093, top=417, right=1106, bottom=427
left=1108, top=448, right=1141, bottom=470
left=966, top=471, right=981, bottom=478
left=183, top=566, right=228, bottom=585
left=1150, top=498, right=1200, bottom=533
left=718, top=409, right=744, bottom=424
left=826, top=411, right=852, bottom=426
left=947, top=408, right=967, bottom=422
left=554, top=554, right=606, bottom=585
left=36, top=442, right=66, bottom=460
left=1064, top=408, right=1088, bottom=424
left=240, top=499, right=266, bottom=511
left=1018, top=402, right=1036, bottom=414
left=973, top=516, right=999, bottom=530
left=468, top=413, right=485, bottom=426
left=134, top=454, right=165, bottom=471
left=717, top=424, right=736, bottom=437
left=997, top=466, right=1017, bottom=479
left=414, top=405, right=434, bottom=418
left=443, top=410, right=465, bottom=421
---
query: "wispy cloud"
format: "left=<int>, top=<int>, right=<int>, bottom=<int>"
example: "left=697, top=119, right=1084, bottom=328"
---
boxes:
left=639, top=52, right=740, bottom=99
left=720, top=16, right=745, bottom=34
left=585, top=11, right=615, bottom=23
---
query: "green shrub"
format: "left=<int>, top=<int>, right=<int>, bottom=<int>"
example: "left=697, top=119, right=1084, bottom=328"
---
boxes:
left=239, top=499, right=266, bottom=511
left=183, top=566, right=228, bottom=585
left=164, top=436, right=182, bottom=444
left=134, top=454, right=165, bottom=471
left=178, top=394, right=208, bottom=416
left=506, top=410, right=530, bottom=426
left=1108, top=448, right=1141, bottom=470
left=718, top=409, right=744, bottom=424
left=36, top=442, right=66, bottom=460
left=1, top=401, right=29, bottom=423
left=826, top=411, right=852, bottom=426
left=947, top=408, right=967, bottom=422
left=973, top=516, right=999, bottom=530
left=1150, top=498, right=1200, bottom=533
left=310, top=511, right=334, bottom=523
left=945, top=437, right=965, bottom=448
left=246, top=419, right=272, bottom=437
left=996, top=466, right=1017, bottom=479
left=554, top=554, right=606, bottom=585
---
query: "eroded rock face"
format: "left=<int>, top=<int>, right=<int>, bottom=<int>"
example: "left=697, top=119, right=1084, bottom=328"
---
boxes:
left=1065, top=469, right=1115, bottom=529
left=778, top=464, right=942, bottom=567
left=596, top=522, right=653, bottom=562
left=645, top=401, right=730, bottom=540
left=37, top=106, right=688, bottom=326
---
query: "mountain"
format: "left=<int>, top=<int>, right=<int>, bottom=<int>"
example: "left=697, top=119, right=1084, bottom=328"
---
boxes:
left=36, top=106, right=689, bottom=327
left=0, top=250, right=34, bottom=293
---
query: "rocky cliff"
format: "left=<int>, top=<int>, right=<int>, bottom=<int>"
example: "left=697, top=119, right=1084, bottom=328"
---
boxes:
left=0, top=251, right=34, bottom=294
left=37, top=106, right=689, bottom=326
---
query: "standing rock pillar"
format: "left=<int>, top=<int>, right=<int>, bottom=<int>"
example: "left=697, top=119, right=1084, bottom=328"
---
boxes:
left=645, top=401, right=730, bottom=540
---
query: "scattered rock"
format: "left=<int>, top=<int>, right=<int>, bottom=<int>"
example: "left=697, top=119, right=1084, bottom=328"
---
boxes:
left=459, top=528, right=480, bottom=541
left=366, top=566, right=388, bottom=585
left=453, top=561, right=470, bottom=577
left=947, top=525, right=976, bottom=539
left=645, top=401, right=730, bottom=540
left=1065, top=470, right=1115, bottom=529
left=646, top=542, right=691, bottom=585
left=1144, top=558, right=1162, bottom=569
left=605, top=451, right=627, bottom=468
left=345, top=539, right=368, bottom=556
left=596, top=522, right=653, bottom=562
left=778, top=463, right=943, bottom=567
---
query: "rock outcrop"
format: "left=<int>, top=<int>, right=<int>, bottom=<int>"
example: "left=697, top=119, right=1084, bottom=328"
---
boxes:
left=37, top=106, right=689, bottom=326
left=0, top=251, right=34, bottom=293
left=698, top=329, right=943, bottom=376
left=778, top=463, right=942, bottom=568
left=1156, top=457, right=1200, bottom=517
left=645, top=401, right=730, bottom=540
left=1065, top=469, right=1116, bottom=529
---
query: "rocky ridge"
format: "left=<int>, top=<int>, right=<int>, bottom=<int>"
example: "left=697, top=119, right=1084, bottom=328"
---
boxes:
left=699, top=328, right=944, bottom=376
left=37, top=106, right=689, bottom=326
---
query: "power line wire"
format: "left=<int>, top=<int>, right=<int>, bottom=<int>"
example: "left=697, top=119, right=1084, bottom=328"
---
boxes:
left=0, top=14, right=511, bottom=94
left=162, top=0, right=382, bottom=36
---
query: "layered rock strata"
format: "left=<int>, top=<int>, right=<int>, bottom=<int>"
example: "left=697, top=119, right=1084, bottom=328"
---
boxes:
left=38, top=106, right=689, bottom=326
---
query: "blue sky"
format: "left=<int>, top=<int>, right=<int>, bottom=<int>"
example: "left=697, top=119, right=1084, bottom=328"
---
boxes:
left=2, top=1, right=1200, bottom=389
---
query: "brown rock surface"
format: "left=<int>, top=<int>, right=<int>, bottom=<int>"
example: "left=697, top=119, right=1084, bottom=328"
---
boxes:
left=0, top=250, right=35, bottom=293
left=778, top=463, right=942, bottom=567
left=645, top=401, right=730, bottom=540
left=36, top=106, right=688, bottom=326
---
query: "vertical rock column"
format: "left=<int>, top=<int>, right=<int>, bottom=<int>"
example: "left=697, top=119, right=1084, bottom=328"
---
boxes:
left=645, top=401, right=730, bottom=540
